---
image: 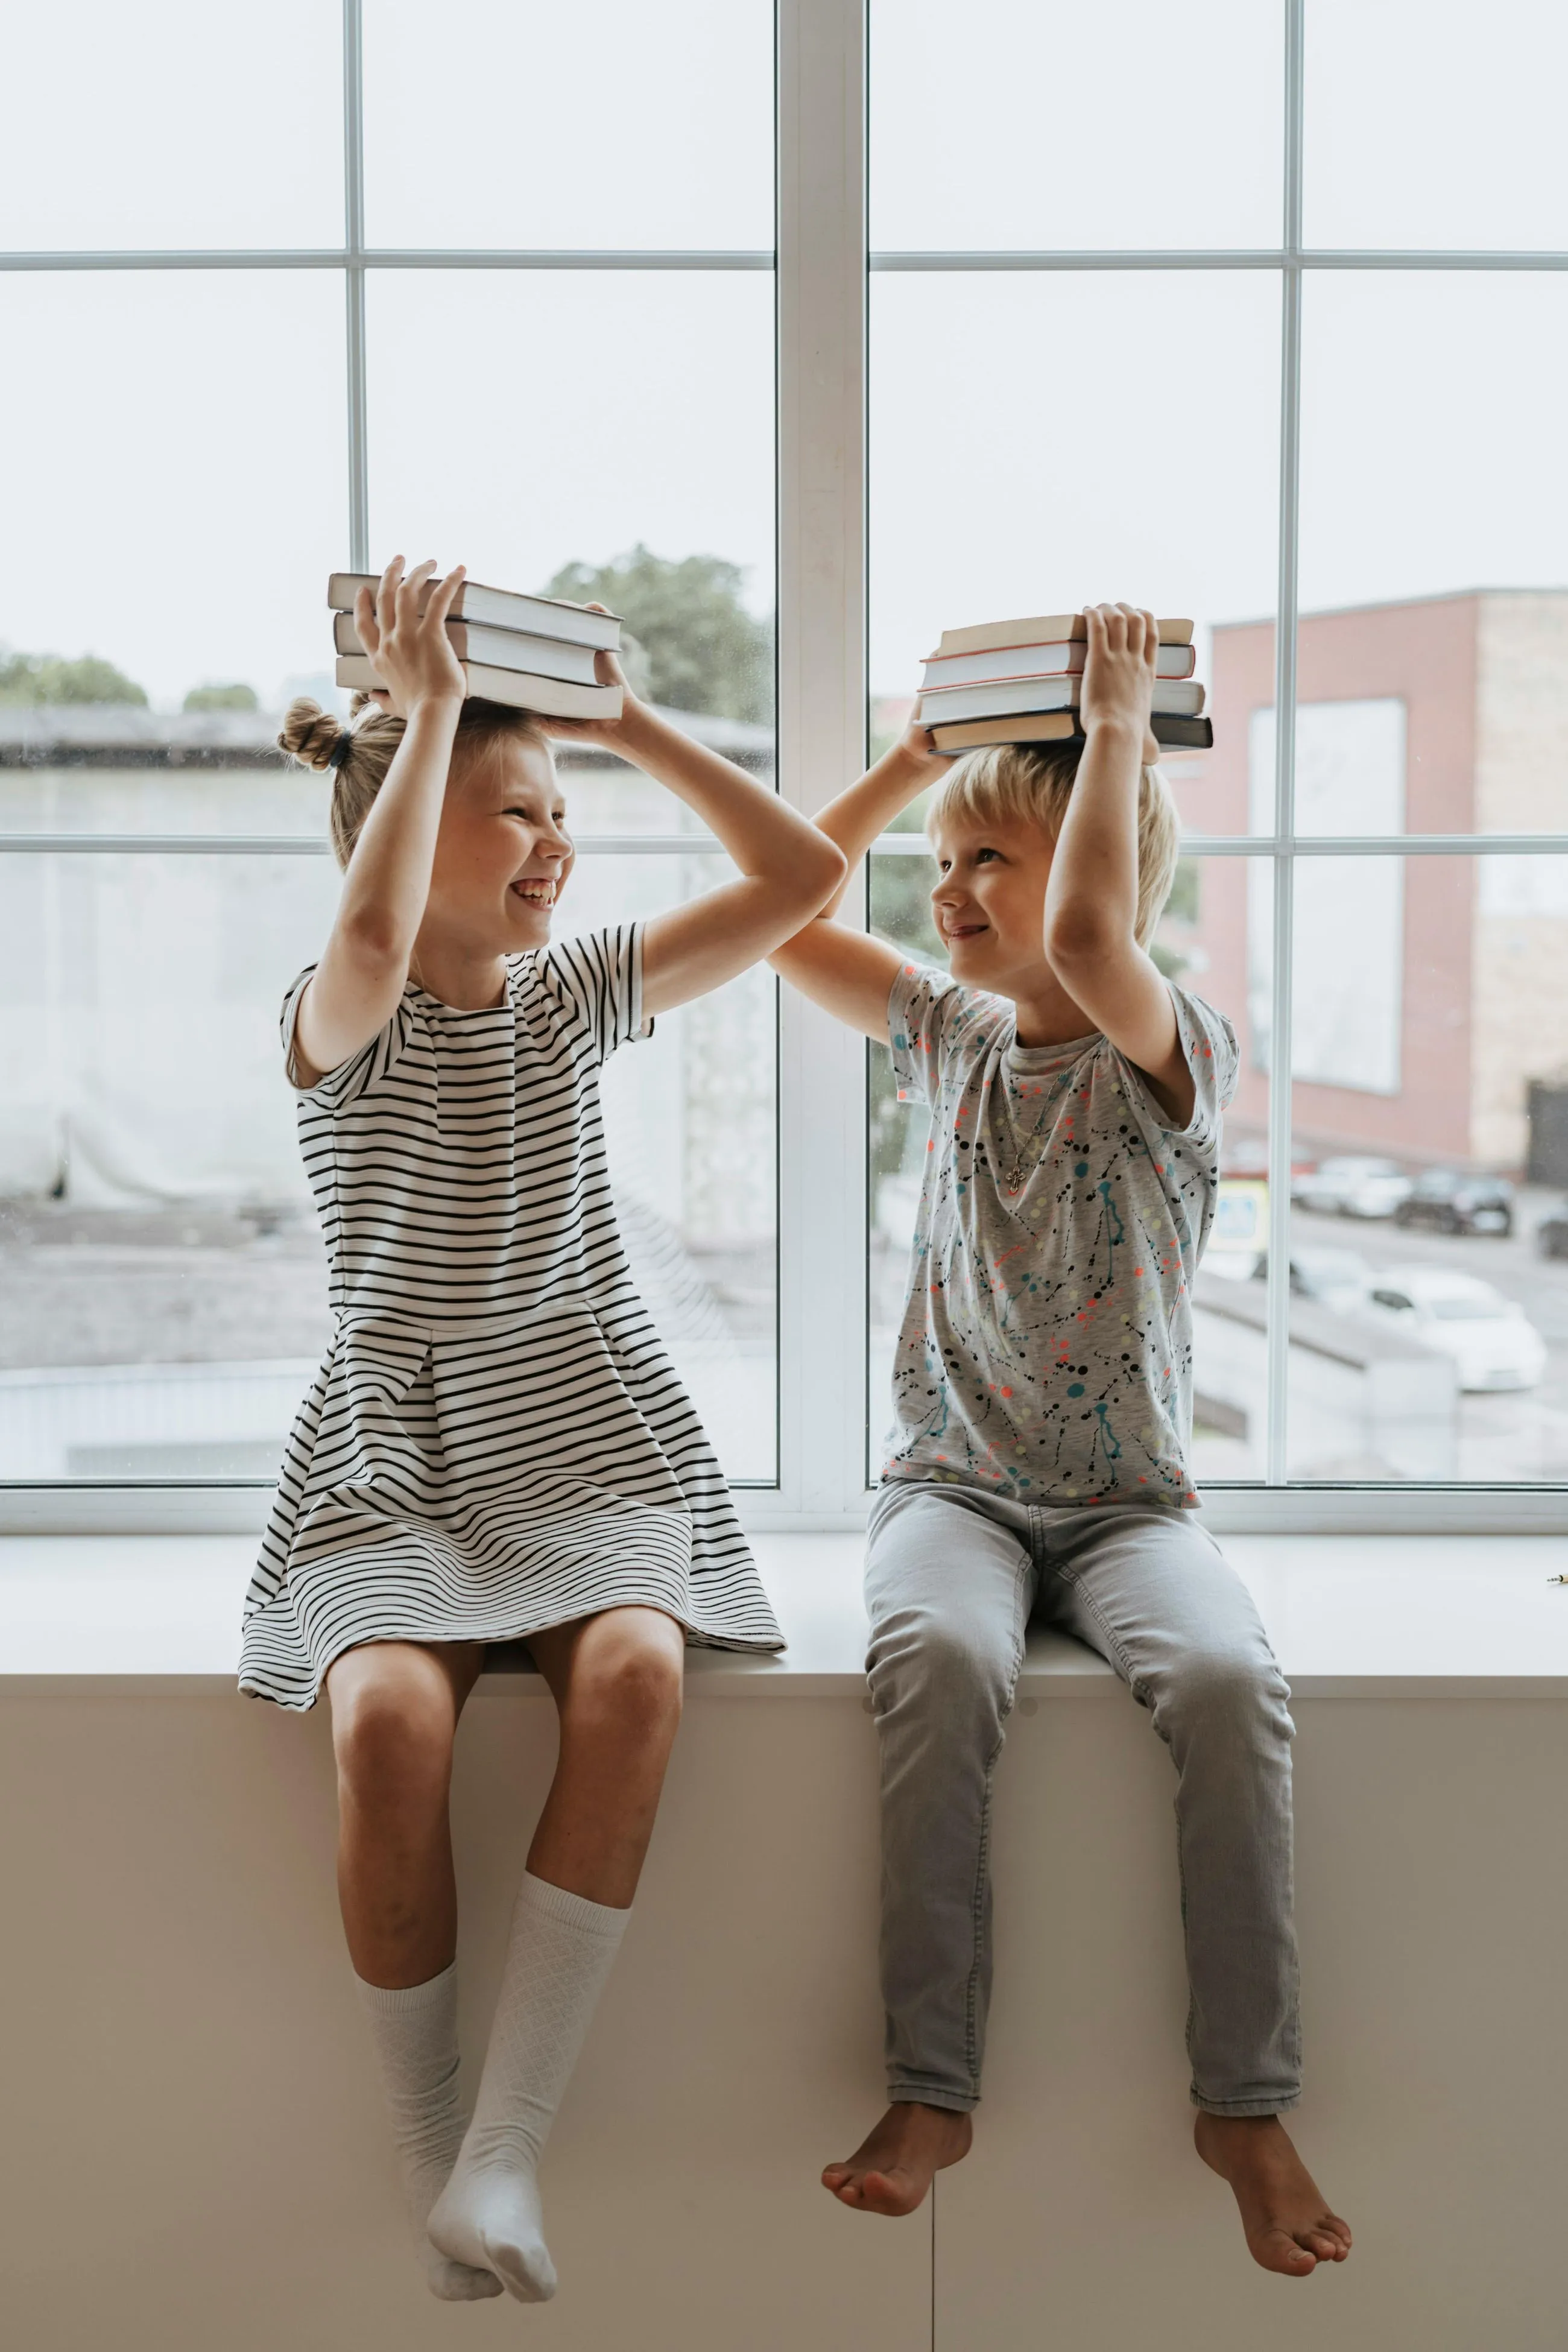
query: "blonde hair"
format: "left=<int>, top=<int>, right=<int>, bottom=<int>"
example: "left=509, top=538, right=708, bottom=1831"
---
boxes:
left=927, top=742, right=1181, bottom=950
left=279, top=693, right=554, bottom=870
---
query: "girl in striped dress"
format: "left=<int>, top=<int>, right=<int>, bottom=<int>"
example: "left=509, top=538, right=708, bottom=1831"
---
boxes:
left=238, top=557, right=844, bottom=2304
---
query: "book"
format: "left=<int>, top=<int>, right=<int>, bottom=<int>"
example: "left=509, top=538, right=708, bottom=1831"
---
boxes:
left=332, top=609, right=602, bottom=686
left=335, top=654, right=622, bottom=721
left=929, top=710, right=1213, bottom=754
left=327, top=573, right=622, bottom=653
left=920, top=639, right=1196, bottom=691
left=937, top=613, right=1193, bottom=657
left=916, top=676, right=1206, bottom=727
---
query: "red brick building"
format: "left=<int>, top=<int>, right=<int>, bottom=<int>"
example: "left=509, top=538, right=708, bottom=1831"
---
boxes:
left=1175, top=591, right=1568, bottom=1175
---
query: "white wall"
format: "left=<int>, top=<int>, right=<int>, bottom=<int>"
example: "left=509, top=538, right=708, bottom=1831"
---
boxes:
left=3, top=1642, right=1567, bottom=2347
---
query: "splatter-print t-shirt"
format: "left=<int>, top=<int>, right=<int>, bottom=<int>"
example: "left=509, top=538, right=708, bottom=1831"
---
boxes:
left=882, top=960, right=1238, bottom=1509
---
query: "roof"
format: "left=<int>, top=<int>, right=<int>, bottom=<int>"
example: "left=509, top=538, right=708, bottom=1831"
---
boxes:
left=1213, top=586, right=1568, bottom=634
left=0, top=703, right=776, bottom=772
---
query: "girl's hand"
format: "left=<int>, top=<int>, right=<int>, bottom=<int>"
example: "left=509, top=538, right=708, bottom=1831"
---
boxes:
left=537, top=607, right=642, bottom=748
left=1080, top=602, right=1158, bottom=753
left=355, top=557, right=467, bottom=718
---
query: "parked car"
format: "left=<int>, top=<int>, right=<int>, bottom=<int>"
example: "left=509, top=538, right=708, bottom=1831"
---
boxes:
left=1537, top=1199, right=1568, bottom=1260
left=1393, top=1168, right=1514, bottom=1237
left=1250, top=1247, right=1373, bottom=1315
left=1292, top=1156, right=1412, bottom=1220
left=1364, top=1268, right=1547, bottom=1391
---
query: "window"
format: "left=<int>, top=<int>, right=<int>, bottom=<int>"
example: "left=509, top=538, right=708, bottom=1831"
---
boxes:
left=4, top=2, right=1565, bottom=1528
left=0, top=0, right=778, bottom=1500
left=868, top=0, right=1568, bottom=1504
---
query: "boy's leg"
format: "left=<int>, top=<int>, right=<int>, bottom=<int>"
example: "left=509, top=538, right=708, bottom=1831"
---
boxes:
left=429, top=1606, right=683, bottom=2301
left=823, top=1481, right=1034, bottom=2215
left=1043, top=1511, right=1350, bottom=2274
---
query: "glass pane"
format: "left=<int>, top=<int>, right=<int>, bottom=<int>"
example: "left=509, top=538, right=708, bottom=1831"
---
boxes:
left=0, top=852, right=776, bottom=1487
left=1304, top=0, right=1568, bottom=250
left=0, top=272, right=347, bottom=819
left=363, top=0, right=774, bottom=249
left=867, top=848, right=1271, bottom=1487
left=1295, top=273, right=1568, bottom=833
left=871, top=0, right=1282, bottom=251
left=367, top=271, right=776, bottom=828
left=871, top=271, right=1280, bottom=834
left=1275, top=854, right=1568, bottom=1481
left=0, top=2, right=342, bottom=250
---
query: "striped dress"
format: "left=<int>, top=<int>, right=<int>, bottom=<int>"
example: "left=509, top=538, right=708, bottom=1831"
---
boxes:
left=238, top=924, right=782, bottom=1711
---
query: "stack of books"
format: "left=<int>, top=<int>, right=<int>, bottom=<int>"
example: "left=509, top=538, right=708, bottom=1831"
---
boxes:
left=327, top=572, right=625, bottom=722
left=915, top=612, right=1211, bottom=753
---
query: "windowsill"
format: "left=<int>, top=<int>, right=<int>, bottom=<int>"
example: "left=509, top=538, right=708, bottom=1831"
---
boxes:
left=4, top=1531, right=1568, bottom=1698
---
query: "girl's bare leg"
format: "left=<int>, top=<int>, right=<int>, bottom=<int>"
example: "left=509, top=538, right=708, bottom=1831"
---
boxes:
left=327, top=1637, right=487, bottom=1987
left=429, top=1607, right=686, bottom=2303
left=326, top=1639, right=498, bottom=2298
left=524, top=1605, right=687, bottom=1903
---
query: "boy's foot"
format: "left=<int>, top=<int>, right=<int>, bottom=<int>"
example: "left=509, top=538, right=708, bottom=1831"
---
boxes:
left=1194, top=2112, right=1352, bottom=2277
left=822, top=2101, right=973, bottom=2216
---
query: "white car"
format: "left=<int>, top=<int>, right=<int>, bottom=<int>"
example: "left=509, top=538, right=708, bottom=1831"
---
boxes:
left=1292, top=1155, right=1412, bottom=1220
left=1364, top=1268, right=1548, bottom=1392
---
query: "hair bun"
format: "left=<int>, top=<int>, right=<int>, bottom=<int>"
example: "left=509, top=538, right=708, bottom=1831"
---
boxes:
left=278, top=697, right=344, bottom=771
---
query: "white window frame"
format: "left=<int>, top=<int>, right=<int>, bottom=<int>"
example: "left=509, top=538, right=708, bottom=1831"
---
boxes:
left=4, top=0, right=1567, bottom=1536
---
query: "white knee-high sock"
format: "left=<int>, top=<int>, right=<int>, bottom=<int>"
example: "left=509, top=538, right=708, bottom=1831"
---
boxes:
left=355, top=1964, right=502, bottom=2303
left=428, top=1873, right=629, bottom=2303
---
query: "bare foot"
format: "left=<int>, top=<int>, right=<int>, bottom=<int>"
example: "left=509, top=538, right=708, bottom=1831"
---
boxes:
left=822, top=2101, right=973, bottom=2217
left=1195, top=2113, right=1352, bottom=2277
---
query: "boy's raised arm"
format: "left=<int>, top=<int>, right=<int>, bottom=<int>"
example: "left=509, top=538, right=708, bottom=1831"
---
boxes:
left=1042, top=604, right=1195, bottom=1125
left=767, top=724, right=951, bottom=1042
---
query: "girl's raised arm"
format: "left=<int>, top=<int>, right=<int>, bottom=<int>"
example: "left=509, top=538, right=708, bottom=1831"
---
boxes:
left=765, top=720, right=950, bottom=1042
left=291, top=557, right=467, bottom=1085
left=549, top=642, right=847, bottom=1017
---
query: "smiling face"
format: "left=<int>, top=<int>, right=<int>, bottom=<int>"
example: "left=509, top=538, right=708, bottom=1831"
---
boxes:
left=929, top=808, right=1060, bottom=997
left=422, top=733, right=574, bottom=956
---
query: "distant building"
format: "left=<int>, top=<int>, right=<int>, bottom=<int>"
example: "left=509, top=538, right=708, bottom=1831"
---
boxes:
left=1180, top=590, right=1568, bottom=1174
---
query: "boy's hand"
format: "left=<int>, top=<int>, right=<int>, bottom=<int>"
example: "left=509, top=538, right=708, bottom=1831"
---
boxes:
left=356, top=557, right=467, bottom=718
left=895, top=707, right=953, bottom=780
left=1080, top=602, right=1159, bottom=759
left=538, top=607, right=644, bottom=750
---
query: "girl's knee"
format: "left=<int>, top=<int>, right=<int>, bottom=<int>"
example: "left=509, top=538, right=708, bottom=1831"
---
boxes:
left=1158, top=1642, right=1291, bottom=1741
left=329, top=1648, right=457, bottom=1791
left=566, top=1611, right=685, bottom=1731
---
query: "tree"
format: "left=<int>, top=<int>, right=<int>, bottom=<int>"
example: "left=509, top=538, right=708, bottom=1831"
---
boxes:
left=542, top=546, right=773, bottom=724
left=0, top=649, right=147, bottom=706
left=183, top=682, right=259, bottom=712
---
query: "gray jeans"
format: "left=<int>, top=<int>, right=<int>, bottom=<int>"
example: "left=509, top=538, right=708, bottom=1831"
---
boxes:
left=865, top=1480, right=1301, bottom=2117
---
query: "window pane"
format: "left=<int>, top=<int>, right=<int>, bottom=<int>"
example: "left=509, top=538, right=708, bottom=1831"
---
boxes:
left=1294, top=273, right=1568, bottom=833
left=0, top=853, right=776, bottom=1487
left=367, top=271, right=776, bottom=828
left=1184, top=847, right=1568, bottom=1482
left=870, top=0, right=1282, bottom=251
left=0, top=2, right=342, bottom=249
left=867, top=849, right=1271, bottom=1487
left=0, top=273, right=347, bottom=793
left=362, top=0, right=774, bottom=248
left=870, top=272, right=1280, bottom=834
left=1304, top=0, right=1568, bottom=250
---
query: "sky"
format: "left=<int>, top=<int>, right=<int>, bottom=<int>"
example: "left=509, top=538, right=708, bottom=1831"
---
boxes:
left=1, top=1, right=1565, bottom=709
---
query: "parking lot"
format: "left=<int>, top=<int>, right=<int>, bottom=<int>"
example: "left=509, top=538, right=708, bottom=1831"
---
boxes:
left=1289, top=1190, right=1568, bottom=1480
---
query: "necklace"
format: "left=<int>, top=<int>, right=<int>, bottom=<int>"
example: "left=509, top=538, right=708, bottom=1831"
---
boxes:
left=1002, top=1069, right=1072, bottom=1193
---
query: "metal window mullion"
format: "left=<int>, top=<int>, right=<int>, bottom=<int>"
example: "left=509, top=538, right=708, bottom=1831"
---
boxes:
left=343, top=0, right=369, bottom=572
left=773, top=0, right=868, bottom=1524
left=1264, top=0, right=1305, bottom=1487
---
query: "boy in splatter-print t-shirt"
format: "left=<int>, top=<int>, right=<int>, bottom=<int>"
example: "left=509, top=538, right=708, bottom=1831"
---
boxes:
left=771, top=606, right=1350, bottom=2283
left=884, top=958, right=1236, bottom=1505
